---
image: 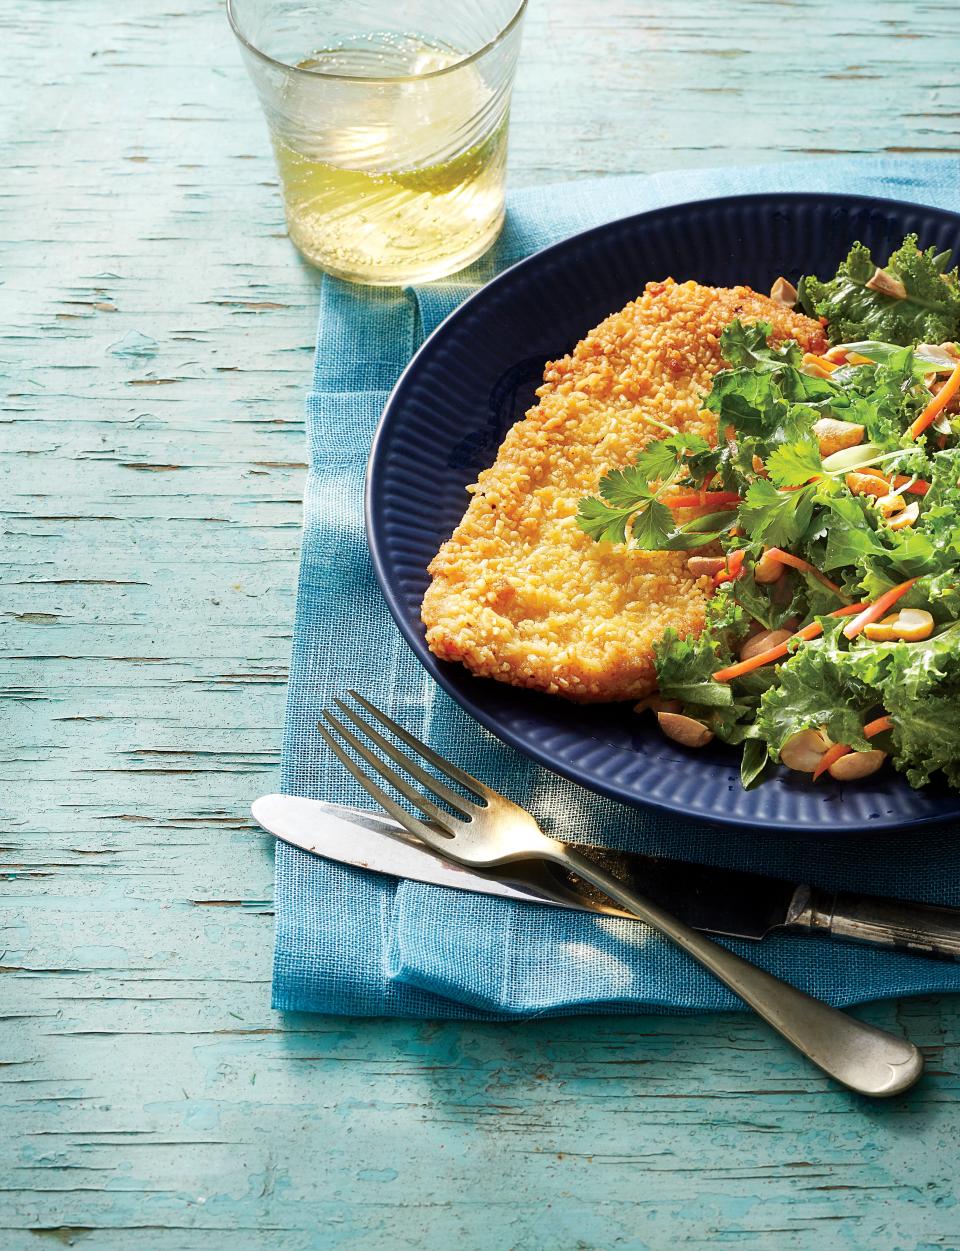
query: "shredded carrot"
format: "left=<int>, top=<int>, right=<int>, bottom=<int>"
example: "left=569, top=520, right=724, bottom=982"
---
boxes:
left=812, top=716, right=895, bottom=781
left=812, top=743, right=848, bottom=780
left=842, top=578, right=918, bottom=640
left=713, top=548, right=746, bottom=586
left=907, top=360, right=960, bottom=441
left=666, top=490, right=741, bottom=509
left=712, top=604, right=865, bottom=682
left=713, top=622, right=823, bottom=681
left=764, top=547, right=845, bottom=596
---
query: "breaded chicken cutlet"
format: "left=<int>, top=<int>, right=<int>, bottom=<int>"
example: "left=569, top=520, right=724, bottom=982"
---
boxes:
left=421, top=279, right=827, bottom=702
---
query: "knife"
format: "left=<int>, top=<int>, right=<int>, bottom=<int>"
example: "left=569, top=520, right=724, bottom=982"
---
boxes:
left=252, top=793, right=960, bottom=960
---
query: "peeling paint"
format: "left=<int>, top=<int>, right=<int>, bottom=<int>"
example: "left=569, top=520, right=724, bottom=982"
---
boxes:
left=4, top=1, right=960, bottom=1248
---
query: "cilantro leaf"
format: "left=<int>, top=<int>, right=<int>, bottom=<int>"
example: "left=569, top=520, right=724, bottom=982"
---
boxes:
left=575, top=495, right=637, bottom=545
left=738, top=477, right=815, bottom=548
left=595, top=464, right=658, bottom=509
left=765, top=439, right=823, bottom=488
left=798, top=235, right=960, bottom=346
left=627, top=497, right=675, bottom=549
left=602, top=433, right=708, bottom=498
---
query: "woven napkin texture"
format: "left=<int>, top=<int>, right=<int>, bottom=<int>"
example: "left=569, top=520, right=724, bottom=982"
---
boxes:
left=274, top=158, right=960, bottom=1018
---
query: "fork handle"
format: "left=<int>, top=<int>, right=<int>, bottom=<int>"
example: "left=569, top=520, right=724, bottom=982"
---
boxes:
left=554, top=845, right=923, bottom=1098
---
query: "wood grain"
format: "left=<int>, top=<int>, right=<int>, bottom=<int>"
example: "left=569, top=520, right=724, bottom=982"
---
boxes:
left=2, top=0, right=959, bottom=1246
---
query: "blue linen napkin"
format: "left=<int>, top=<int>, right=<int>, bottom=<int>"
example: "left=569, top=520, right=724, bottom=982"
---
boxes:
left=274, top=157, right=960, bottom=1019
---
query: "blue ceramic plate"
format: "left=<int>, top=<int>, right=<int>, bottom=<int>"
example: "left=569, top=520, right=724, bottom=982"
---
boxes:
left=366, top=192, right=960, bottom=833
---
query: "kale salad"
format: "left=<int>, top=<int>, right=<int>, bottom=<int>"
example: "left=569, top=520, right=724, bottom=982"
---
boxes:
left=578, top=235, right=960, bottom=789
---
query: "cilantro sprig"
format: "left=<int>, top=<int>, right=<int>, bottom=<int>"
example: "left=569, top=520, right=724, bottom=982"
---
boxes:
left=575, top=430, right=724, bottom=550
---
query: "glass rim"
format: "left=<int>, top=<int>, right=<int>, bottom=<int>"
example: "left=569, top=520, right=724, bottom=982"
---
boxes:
left=226, top=0, right=528, bottom=83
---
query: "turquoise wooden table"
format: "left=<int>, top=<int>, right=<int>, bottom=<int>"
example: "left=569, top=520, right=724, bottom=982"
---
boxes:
left=3, top=2, right=960, bottom=1247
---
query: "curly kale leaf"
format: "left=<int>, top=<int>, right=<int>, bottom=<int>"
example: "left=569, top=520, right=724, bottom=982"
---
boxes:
left=798, top=235, right=960, bottom=346
left=840, top=350, right=929, bottom=448
left=653, top=630, right=735, bottom=709
left=755, top=620, right=960, bottom=788
left=890, top=696, right=960, bottom=789
left=755, top=622, right=879, bottom=760
left=653, top=620, right=763, bottom=763
left=853, top=625, right=960, bottom=787
left=653, top=591, right=751, bottom=711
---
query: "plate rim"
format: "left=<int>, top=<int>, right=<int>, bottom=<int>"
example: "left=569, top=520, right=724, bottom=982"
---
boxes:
left=365, top=189, right=960, bottom=834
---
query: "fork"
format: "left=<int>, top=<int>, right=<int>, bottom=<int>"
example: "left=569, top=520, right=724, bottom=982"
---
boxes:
left=318, top=691, right=924, bottom=1098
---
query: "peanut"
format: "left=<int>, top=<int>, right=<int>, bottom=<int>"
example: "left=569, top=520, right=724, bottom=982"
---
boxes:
left=780, top=728, right=832, bottom=773
left=657, top=712, right=714, bottom=748
left=876, top=491, right=906, bottom=517
left=686, top=556, right=726, bottom=578
left=887, top=500, right=919, bottom=530
left=739, top=628, right=794, bottom=662
left=864, top=608, right=934, bottom=643
left=846, top=470, right=890, bottom=498
left=754, top=549, right=786, bottom=584
left=863, top=613, right=900, bottom=642
left=894, top=608, right=935, bottom=642
left=828, top=749, right=887, bottom=781
left=769, top=276, right=798, bottom=307
left=865, top=268, right=907, bottom=299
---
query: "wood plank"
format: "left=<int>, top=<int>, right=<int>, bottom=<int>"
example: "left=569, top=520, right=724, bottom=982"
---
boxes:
left=2, top=0, right=959, bottom=1246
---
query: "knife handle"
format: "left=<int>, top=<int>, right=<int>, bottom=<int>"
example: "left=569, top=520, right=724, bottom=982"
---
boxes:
left=790, top=887, right=960, bottom=960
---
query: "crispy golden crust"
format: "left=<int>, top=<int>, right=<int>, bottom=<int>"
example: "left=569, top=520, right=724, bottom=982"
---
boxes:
left=421, top=280, right=827, bottom=703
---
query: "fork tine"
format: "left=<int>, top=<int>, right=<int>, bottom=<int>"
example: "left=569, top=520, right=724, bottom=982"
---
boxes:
left=321, top=709, right=462, bottom=834
left=346, top=690, right=499, bottom=804
left=333, top=697, right=482, bottom=818
left=316, top=722, right=453, bottom=850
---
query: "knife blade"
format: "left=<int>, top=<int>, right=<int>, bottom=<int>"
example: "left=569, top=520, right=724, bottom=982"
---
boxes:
left=252, top=793, right=960, bottom=959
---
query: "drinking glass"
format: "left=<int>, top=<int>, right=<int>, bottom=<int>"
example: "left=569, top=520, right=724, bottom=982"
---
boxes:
left=227, top=0, right=527, bottom=285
